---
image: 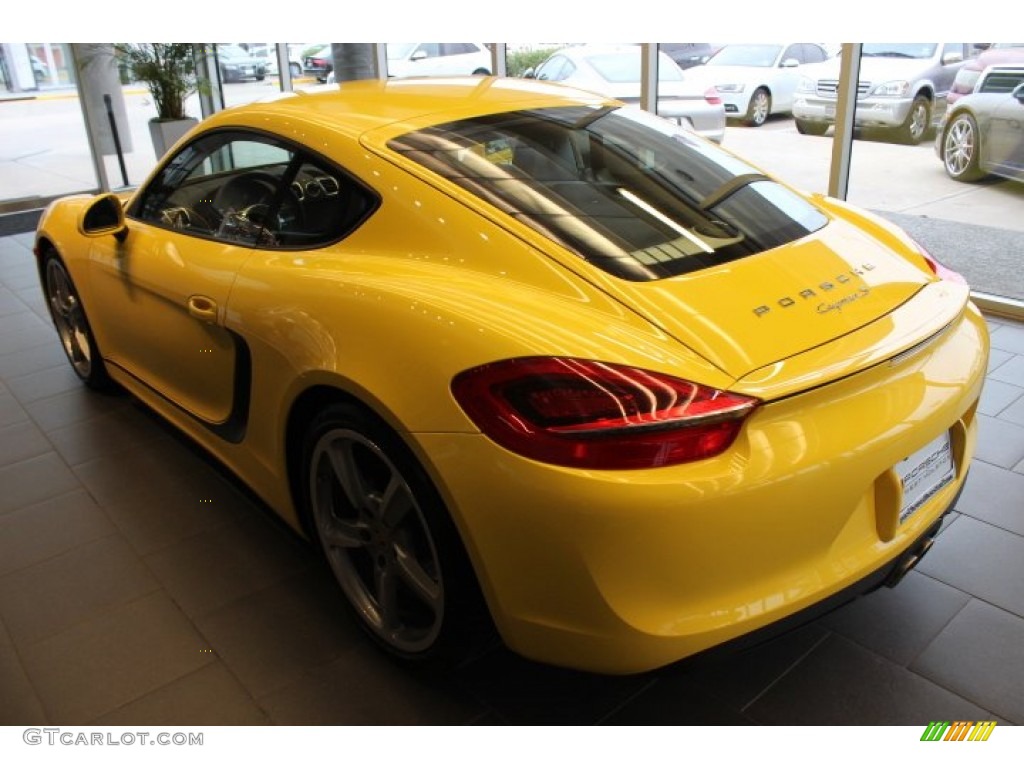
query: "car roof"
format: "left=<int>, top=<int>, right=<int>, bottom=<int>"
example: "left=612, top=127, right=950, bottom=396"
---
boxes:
left=202, top=77, right=614, bottom=139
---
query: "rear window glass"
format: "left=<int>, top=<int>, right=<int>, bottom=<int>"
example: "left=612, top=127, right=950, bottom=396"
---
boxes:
left=388, top=105, right=828, bottom=281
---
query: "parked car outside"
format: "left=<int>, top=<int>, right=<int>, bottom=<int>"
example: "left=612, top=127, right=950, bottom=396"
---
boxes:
left=217, top=44, right=266, bottom=83
left=659, top=43, right=720, bottom=70
left=386, top=43, right=492, bottom=77
left=947, top=43, right=1024, bottom=106
left=793, top=43, right=971, bottom=144
left=303, top=45, right=333, bottom=82
left=33, top=77, right=987, bottom=675
left=324, top=43, right=494, bottom=84
left=938, top=69, right=1024, bottom=182
left=683, top=43, right=829, bottom=126
left=528, top=44, right=726, bottom=143
left=248, top=43, right=305, bottom=79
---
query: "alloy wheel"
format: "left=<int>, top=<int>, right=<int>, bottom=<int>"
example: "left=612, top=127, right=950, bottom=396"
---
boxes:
left=45, top=258, right=94, bottom=379
left=309, top=427, right=444, bottom=654
left=944, top=116, right=977, bottom=178
left=746, top=89, right=770, bottom=126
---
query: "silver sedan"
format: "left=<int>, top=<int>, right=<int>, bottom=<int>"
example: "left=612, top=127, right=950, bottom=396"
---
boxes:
left=528, top=45, right=727, bottom=143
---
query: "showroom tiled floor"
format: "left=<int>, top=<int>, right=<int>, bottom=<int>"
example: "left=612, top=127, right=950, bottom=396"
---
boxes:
left=1, top=228, right=1022, bottom=726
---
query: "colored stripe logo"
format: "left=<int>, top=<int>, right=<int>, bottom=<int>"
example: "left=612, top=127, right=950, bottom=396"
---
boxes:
left=921, top=721, right=997, bottom=741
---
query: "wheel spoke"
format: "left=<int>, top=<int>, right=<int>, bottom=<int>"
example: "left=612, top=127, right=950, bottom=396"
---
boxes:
left=373, top=559, right=401, bottom=634
left=379, top=475, right=414, bottom=529
left=319, top=515, right=369, bottom=549
left=393, top=542, right=442, bottom=608
left=325, top=440, right=370, bottom=512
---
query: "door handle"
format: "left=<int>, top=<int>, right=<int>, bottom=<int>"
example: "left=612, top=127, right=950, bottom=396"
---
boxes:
left=187, top=295, right=219, bottom=324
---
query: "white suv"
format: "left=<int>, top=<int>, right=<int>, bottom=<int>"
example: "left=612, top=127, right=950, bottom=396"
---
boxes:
left=792, top=43, right=970, bottom=144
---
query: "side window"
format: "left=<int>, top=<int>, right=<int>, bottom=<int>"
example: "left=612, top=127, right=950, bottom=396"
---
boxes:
left=133, top=131, right=378, bottom=249
left=802, top=44, right=826, bottom=64
left=414, top=43, right=441, bottom=60
left=781, top=45, right=801, bottom=64
left=443, top=43, right=477, bottom=56
left=268, top=159, right=378, bottom=248
left=134, top=133, right=292, bottom=246
left=979, top=69, right=1024, bottom=94
left=942, top=43, right=966, bottom=63
left=536, top=56, right=569, bottom=82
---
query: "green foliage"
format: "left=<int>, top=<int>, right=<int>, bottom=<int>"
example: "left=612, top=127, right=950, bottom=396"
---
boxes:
left=114, top=43, right=204, bottom=121
left=505, top=47, right=557, bottom=78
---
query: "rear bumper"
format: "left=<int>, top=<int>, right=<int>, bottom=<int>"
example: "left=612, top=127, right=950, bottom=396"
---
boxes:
left=682, top=480, right=963, bottom=666
left=415, top=304, right=987, bottom=674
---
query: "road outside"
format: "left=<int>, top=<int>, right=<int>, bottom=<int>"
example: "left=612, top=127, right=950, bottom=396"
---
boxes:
left=2, top=82, right=1021, bottom=300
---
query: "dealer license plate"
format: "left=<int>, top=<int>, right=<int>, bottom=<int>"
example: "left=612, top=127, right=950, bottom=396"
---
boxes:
left=825, top=104, right=836, bottom=118
left=896, top=432, right=955, bottom=525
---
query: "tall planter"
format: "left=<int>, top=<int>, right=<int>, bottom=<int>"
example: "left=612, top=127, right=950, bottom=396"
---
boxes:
left=148, top=117, right=198, bottom=158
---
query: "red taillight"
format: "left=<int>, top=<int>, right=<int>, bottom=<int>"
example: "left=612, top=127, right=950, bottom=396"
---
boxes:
left=917, top=242, right=966, bottom=284
left=451, top=358, right=758, bottom=470
left=704, top=87, right=722, bottom=105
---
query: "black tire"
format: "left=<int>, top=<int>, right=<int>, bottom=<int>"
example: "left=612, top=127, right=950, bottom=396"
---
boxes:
left=744, top=87, right=771, bottom=127
left=301, top=402, right=489, bottom=666
left=472, top=68, right=491, bottom=76
left=795, top=118, right=829, bottom=136
left=42, top=250, right=112, bottom=390
left=942, top=112, right=986, bottom=182
left=256, top=73, right=265, bottom=82
left=893, top=94, right=930, bottom=145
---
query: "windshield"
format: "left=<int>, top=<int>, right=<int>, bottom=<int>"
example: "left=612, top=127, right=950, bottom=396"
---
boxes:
left=389, top=106, right=828, bottom=282
left=706, top=45, right=782, bottom=67
left=862, top=44, right=937, bottom=59
left=586, top=52, right=684, bottom=82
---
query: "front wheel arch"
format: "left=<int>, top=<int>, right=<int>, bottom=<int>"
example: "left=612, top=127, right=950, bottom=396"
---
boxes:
left=39, top=245, right=113, bottom=390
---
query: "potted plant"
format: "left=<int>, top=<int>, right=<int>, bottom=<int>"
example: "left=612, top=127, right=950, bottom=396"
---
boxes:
left=115, top=43, right=206, bottom=157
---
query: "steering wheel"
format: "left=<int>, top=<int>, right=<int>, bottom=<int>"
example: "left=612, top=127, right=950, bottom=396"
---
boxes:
left=213, top=171, right=303, bottom=231
left=212, top=172, right=279, bottom=213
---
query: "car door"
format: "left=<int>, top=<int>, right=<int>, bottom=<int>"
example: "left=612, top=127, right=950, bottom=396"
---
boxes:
left=771, top=44, right=806, bottom=111
left=934, top=44, right=969, bottom=101
left=987, top=84, right=1024, bottom=179
left=87, top=131, right=295, bottom=434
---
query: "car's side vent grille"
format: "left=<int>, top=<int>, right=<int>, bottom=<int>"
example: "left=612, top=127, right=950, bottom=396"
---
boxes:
left=816, top=80, right=870, bottom=98
left=979, top=69, right=1024, bottom=94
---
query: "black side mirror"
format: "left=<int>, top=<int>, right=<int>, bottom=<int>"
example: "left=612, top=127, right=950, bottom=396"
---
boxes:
left=80, top=193, right=128, bottom=241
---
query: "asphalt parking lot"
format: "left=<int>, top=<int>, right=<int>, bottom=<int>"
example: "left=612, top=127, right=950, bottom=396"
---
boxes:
left=723, top=115, right=1024, bottom=301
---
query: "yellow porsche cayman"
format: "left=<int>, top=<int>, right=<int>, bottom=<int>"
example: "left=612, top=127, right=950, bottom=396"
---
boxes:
left=34, top=77, right=988, bottom=674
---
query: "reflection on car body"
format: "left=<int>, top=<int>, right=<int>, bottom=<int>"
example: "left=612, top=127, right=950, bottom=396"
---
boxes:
left=527, top=44, right=727, bottom=143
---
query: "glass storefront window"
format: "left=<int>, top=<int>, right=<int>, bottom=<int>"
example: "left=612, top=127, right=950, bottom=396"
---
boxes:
left=1, top=40, right=1021, bottom=313
left=1, top=43, right=98, bottom=207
